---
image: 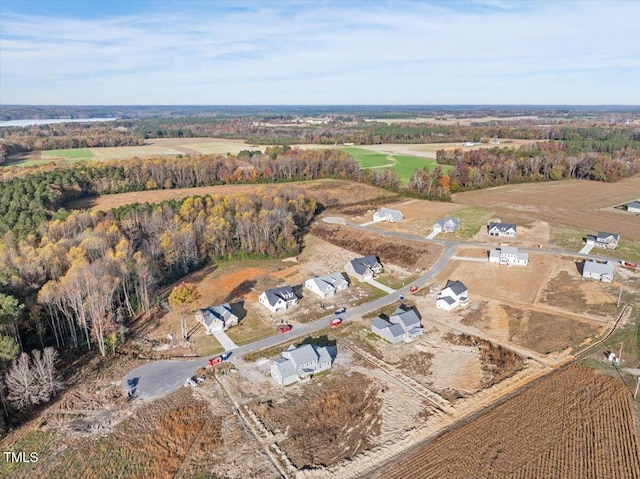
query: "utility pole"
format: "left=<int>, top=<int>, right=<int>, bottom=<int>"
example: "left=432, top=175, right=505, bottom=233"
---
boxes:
left=617, top=284, right=622, bottom=307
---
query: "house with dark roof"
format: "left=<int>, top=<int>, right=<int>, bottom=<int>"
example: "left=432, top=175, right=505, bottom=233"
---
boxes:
left=345, top=255, right=383, bottom=282
left=433, top=216, right=460, bottom=233
left=195, top=303, right=239, bottom=333
left=270, top=344, right=333, bottom=386
left=488, top=222, right=517, bottom=237
left=583, top=260, right=615, bottom=283
left=371, top=306, right=423, bottom=343
left=436, top=280, right=468, bottom=311
left=593, top=232, right=620, bottom=249
left=259, top=286, right=299, bottom=313
left=304, top=272, right=349, bottom=298
left=373, top=207, right=404, bottom=223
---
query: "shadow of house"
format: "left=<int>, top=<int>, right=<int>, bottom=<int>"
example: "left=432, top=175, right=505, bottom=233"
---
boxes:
left=292, top=283, right=304, bottom=299
left=299, top=334, right=337, bottom=349
left=575, top=261, right=585, bottom=275
left=223, top=279, right=257, bottom=303
left=228, top=301, right=248, bottom=324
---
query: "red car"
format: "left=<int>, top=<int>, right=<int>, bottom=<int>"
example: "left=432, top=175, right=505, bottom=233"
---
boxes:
left=330, top=318, right=343, bottom=327
left=409, top=286, right=419, bottom=293
left=278, top=324, right=292, bottom=334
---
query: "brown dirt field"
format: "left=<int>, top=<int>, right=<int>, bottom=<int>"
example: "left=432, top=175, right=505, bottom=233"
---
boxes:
left=541, top=270, right=618, bottom=316
left=310, top=223, right=444, bottom=271
left=67, top=179, right=396, bottom=211
left=371, top=364, right=640, bottom=479
left=501, top=305, right=602, bottom=355
left=444, top=253, right=551, bottom=304
left=454, top=177, right=640, bottom=242
left=251, top=372, right=381, bottom=468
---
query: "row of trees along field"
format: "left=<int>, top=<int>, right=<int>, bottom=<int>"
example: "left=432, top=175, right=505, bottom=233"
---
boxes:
left=433, top=142, right=640, bottom=193
left=0, top=149, right=360, bottom=239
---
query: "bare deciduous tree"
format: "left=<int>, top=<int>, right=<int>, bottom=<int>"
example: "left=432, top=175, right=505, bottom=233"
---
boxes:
left=6, top=353, right=36, bottom=410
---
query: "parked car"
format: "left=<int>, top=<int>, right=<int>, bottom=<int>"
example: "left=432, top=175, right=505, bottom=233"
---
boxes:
left=185, top=377, right=197, bottom=387
left=330, top=318, right=343, bottom=327
left=334, top=307, right=346, bottom=315
left=278, top=324, right=292, bottom=334
left=409, top=285, right=419, bottom=293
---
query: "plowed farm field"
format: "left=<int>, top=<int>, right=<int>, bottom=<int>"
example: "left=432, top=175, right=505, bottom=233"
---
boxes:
left=453, top=177, right=640, bottom=242
left=372, top=364, right=640, bottom=479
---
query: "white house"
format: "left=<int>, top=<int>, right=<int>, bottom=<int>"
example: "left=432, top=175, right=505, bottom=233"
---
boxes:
left=627, top=201, right=640, bottom=213
left=583, top=260, right=615, bottom=283
left=271, top=344, right=333, bottom=386
left=371, top=306, right=423, bottom=344
left=373, top=207, right=404, bottom=223
left=488, top=222, right=517, bottom=237
left=593, top=232, right=620, bottom=249
left=433, top=216, right=460, bottom=233
left=345, top=255, right=383, bottom=282
left=489, top=246, right=529, bottom=266
left=304, top=272, right=349, bottom=298
left=195, top=303, right=239, bottom=334
left=436, top=280, right=468, bottom=311
left=259, top=286, right=299, bottom=313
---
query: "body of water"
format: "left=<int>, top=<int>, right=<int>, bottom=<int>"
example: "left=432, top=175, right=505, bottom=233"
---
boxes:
left=0, top=117, right=118, bottom=128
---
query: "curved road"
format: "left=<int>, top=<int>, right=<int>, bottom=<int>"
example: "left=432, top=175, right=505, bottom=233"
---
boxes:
left=124, top=221, right=623, bottom=399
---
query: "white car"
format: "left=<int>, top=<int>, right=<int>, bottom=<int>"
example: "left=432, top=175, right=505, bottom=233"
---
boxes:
left=185, top=377, right=197, bottom=387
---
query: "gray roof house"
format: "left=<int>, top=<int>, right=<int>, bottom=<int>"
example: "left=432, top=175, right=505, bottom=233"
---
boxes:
left=433, top=216, right=460, bottom=233
left=628, top=201, right=640, bottom=213
left=304, top=272, right=349, bottom=298
left=345, top=255, right=383, bottom=282
left=489, top=246, right=529, bottom=266
left=583, top=260, right=615, bottom=283
left=259, top=286, right=299, bottom=313
left=195, top=303, right=239, bottom=333
left=271, top=344, right=333, bottom=386
left=373, top=207, right=404, bottom=223
left=436, top=280, right=468, bottom=311
left=594, top=232, right=620, bottom=249
left=371, top=306, right=423, bottom=344
left=488, top=222, right=517, bottom=237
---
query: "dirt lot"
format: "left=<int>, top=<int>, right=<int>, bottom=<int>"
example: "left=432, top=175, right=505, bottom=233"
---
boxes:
left=251, top=372, right=381, bottom=469
left=541, top=270, right=619, bottom=316
left=68, top=178, right=397, bottom=211
left=371, top=364, right=640, bottom=479
left=310, top=222, right=444, bottom=272
left=473, top=219, right=550, bottom=247
left=454, top=177, right=640, bottom=242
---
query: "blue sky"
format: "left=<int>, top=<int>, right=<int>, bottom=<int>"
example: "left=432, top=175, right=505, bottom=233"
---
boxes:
left=1, top=0, right=639, bottom=105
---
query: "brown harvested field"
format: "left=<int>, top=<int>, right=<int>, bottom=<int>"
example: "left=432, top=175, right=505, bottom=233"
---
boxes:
left=67, top=178, right=396, bottom=211
left=454, top=177, right=640, bottom=242
left=310, top=222, right=444, bottom=271
left=251, top=372, right=381, bottom=468
left=372, top=364, right=640, bottom=479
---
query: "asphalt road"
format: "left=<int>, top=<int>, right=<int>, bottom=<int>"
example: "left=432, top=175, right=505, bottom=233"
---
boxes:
left=123, top=221, right=624, bottom=399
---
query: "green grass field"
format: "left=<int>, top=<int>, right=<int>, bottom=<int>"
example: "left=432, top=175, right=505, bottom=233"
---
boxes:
left=42, top=148, right=95, bottom=160
left=448, top=206, right=495, bottom=239
left=342, top=147, right=452, bottom=182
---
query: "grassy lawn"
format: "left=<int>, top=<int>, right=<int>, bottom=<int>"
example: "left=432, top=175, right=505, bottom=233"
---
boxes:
left=549, top=224, right=587, bottom=251
left=602, top=239, right=640, bottom=264
left=342, top=147, right=452, bottom=183
left=448, top=206, right=495, bottom=239
left=374, top=272, right=419, bottom=290
left=42, top=148, right=95, bottom=160
left=190, top=333, right=224, bottom=357
left=226, top=314, right=274, bottom=346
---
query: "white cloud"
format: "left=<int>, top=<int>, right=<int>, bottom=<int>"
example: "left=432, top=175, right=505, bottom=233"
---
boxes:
left=1, top=0, right=639, bottom=104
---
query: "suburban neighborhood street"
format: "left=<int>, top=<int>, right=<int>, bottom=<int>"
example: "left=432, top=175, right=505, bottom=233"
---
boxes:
left=123, top=220, right=624, bottom=400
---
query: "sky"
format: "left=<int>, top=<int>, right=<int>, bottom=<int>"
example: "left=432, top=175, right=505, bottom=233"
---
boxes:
left=0, top=0, right=639, bottom=105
